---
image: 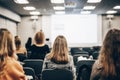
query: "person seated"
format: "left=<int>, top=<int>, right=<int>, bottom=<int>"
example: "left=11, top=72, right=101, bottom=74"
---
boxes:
left=30, top=31, right=50, bottom=60
left=90, top=29, right=120, bottom=80
left=42, top=35, right=76, bottom=80
left=0, top=28, right=27, bottom=80
left=15, top=36, right=27, bottom=56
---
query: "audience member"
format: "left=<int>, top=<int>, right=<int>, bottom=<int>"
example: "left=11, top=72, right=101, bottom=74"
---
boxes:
left=15, top=36, right=27, bottom=56
left=0, top=28, right=27, bottom=80
left=30, top=31, right=50, bottom=60
left=90, top=29, right=120, bottom=80
left=42, top=35, right=76, bottom=80
left=25, top=37, right=32, bottom=51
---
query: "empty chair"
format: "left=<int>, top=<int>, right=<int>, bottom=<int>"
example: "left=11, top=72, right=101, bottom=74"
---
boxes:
left=42, top=69, right=73, bottom=80
left=23, top=67, right=36, bottom=80
left=23, top=59, right=43, bottom=79
left=76, top=60, right=95, bottom=80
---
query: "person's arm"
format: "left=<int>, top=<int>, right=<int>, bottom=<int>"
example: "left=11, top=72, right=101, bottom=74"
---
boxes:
left=69, top=55, right=76, bottom=80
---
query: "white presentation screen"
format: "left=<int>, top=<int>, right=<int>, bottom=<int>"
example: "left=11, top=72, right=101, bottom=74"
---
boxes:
left=51, top=14, right=102, bottom=47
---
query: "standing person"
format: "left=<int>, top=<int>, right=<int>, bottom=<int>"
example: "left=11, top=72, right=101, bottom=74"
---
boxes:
left=42, top=35, right=76, bottom=80
left=0, top=28, right=27, bottom=80
left=90, top=29, right=120, bottom=80
left=30, top=31, right=50, bottom=60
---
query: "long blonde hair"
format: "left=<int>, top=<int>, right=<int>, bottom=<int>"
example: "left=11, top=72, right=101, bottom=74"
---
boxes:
left=47, top=35, right=69, bottom=64
left=99, top=29, right=120, bottom=79
left=0, top=28, right=15, bottom=72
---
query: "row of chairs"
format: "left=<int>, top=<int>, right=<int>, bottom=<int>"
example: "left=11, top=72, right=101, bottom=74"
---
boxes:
left=22, top=59, right=95, bottom=80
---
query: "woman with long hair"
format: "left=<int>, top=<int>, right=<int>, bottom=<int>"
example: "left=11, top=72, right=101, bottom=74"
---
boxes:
left=0, top=28, right=26, bottom=80
left=90, top=29, right=120, bottom=80
left=42, top=35, right=76, bottom=79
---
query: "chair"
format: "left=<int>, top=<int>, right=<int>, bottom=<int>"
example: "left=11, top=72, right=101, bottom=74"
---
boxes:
left=92, top=51, right=99, bottom=59
left=42, top=69, right=73, bottom=80
left=73, top=54, right=89, bottom=65
left=23, top=67, right=36, bottom=80
left=17, top=53, right=27, bottom=62
left=76, top=60, right=95, bottom=80
left=23, top=59, right=43, bottom=80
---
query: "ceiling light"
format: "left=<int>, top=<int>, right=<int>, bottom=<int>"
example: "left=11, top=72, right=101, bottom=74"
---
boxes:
left=23, top=6, right=36, bottom=10
left=30, top=11, right=40, bottom=15
left=81, top=11, right=91, bottom=14
left=51, top=0, right=64, bottom=3
left=55, top=11, right=65, bottom=14
left=87, top=0, right=102, bottom=3
left=83, top=6, right=96, bottom=10
left=53, top=6, right=65, bottom=10
left=113, top=6, right=120, bottom=9
left=106, top=10, right=117, bottom=14
left=14, top=0, right=29, bottom=4
left=30, top=16, right=39, bottom=20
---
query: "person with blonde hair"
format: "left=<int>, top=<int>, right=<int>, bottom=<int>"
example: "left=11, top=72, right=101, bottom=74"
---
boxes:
left=42, top=35, right=76, bottom=79
left=90, top=29, right=120, bottom=80
left=30, top=31, right=50, bottom=60
left=0, top=28, right=27, bottom=80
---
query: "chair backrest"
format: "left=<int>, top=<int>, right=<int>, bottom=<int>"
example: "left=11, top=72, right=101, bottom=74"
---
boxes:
left=23, top=59, right=43, bottom=77
left=73, top=54, right=89, bottom=65
left=17, top=53, right=27, bottom=62
left=42, top=69, right=73, bottom=80
left=23, top=67, right=36, bottom=80
left=76, top=60, right=95, bottom=80
left=92, top=51, right=99, bottom=59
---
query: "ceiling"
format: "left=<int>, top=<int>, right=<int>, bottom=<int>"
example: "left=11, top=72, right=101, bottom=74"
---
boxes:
left=0, top=0, right=120, bottom=16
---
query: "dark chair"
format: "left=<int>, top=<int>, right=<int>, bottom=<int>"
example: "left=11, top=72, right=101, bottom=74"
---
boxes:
left=92, top=51, right=99, bottom=59
left=73, top=54, right=89, bottom=65
left=42, top=69, right=73, bottom=80
left=76, top=60, right=95, bottom=80
left=23, top=59, right=43, bottom=80
left=23, top=67, right=36, bottom=80
left=17, top=53, right=27, bottom=62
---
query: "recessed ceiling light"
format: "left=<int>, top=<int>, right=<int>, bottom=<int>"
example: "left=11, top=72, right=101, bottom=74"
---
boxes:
left=81, top=11, right=91, bottom=14
left=87, top=0, right=102, bottom=3
left=23, top=6, right=36, bottom=10
left=113, top=6, right=120, bottom=9
left=53, top=6, right=65, bottom=10
left=14, top=0, right=29, bottom=4
left=30, top=16, right=39, bottom=20
left=106, top=10, right=117, bottom=14
left=55, top=11, right=65, bottom=14
left=30, top=11, right=40, bottom=15
left=51, top=0, right=64, bottom=3
left=83, top=6, right=96, bottom=10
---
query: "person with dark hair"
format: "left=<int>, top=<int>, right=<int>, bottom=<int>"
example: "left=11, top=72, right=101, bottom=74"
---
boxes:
left=90, top=29, right=120, bottom=80
left=30, top=31, right=50, bottom=60
left=25, top=37, right=32, bottom=51
left=0, top=28, right=27, bottom=80
left=42, top=35, right=76, bottom=80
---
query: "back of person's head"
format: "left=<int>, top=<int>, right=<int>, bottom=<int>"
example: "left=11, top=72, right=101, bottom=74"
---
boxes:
left=15, top=37, right=21, bottom=50
left=0, top=28, right=15, bottom=57
left=34, top=31, right=45, bottom=45
left=0, top=28, right=15, bottom=69
left=48, top=35, right=69, bottom=64
left=99, top=28, right=120, bottom=79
